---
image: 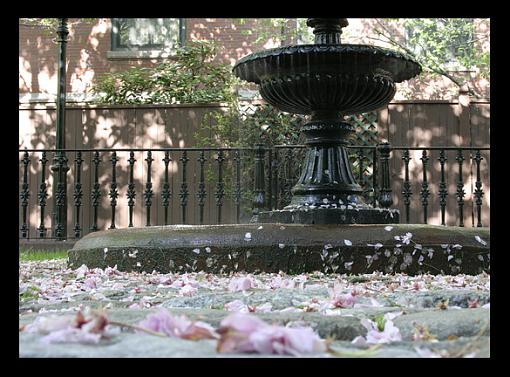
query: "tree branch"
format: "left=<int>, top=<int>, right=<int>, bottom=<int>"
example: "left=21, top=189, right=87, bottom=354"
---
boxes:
left=372, top=19, right=483, bottom=98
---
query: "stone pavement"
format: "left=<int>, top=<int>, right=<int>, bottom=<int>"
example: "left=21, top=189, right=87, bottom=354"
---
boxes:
left=19, top=259, right=490, bottom=358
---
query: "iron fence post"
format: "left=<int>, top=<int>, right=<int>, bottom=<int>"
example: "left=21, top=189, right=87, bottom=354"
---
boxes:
left=473, top=150, right=484, bottom=227
left=20, top=150, right=30, bottom=238
left=420, top=150, right=430, bottom=224
left=401, top=149, right=412, bottom=223
left=252, top=144, right=266, bottom=217
left=438, top=149, right=448, bottom=225
left=377, top=142, right=393, bottom=208
left=37, top=151, right=49, bottom=238
left=50, top=18, right=69, bottom=240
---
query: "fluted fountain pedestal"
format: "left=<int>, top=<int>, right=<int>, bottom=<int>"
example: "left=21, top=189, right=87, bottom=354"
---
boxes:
left=256, top=118, right=399, bottom=224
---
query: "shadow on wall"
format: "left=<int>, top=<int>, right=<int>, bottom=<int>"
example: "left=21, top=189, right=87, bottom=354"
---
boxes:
left=379, top=100, right=490, bottom=227
left=19, top=18, right=167, bottom=98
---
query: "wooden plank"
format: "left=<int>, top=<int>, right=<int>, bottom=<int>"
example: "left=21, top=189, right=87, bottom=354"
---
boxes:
left=469, top=103, right=490, bottom=227
left=407, top=103, right=424, bottom=224
left=65, top=109, right=79, bottom=238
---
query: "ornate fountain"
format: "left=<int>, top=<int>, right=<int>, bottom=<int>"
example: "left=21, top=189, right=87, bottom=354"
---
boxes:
left=233, top=18, right=421, bottom=224
left=69, top=19, right=489, bottom=275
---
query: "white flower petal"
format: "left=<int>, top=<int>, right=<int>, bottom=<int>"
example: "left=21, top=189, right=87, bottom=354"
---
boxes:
left=351, top=336, right=368, bottom=347
left=475, top=236, right=487, bottom=246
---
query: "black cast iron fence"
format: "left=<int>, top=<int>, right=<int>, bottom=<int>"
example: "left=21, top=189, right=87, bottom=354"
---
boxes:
left=19, top=144, right=489, bottom=240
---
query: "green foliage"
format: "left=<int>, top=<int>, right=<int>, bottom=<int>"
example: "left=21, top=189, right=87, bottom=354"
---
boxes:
left=237, top=18, right=490, bottom=96
left=373, top=314, right=387, bottom=332
left=403, top=18, right=488, bottom=73
left=234, top=18, right=313, bottom=45
left=19, top=286, right=41, bottom=301
left=372, top=18, right=490, bottom=96
left=20, top=18, right=97, bottom=28
left=196, top=103, right=306, bottom=148
left=19, top=18, right=98, bottom=37
left=93, top=41, right=237, bottom=105
left=20, top=18, right=60, bottom=28
left=19, top=249, right=68, bottom=261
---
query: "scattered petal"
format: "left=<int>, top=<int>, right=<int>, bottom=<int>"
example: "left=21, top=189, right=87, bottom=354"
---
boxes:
left=179, top=285, right=198, bottom=297
left=351, top=335, right=368, bottom=347
left=475, top=236, right=487, bottom=246
left=138, top=309, right=218, bottom=340
left=75, top=265, right=89, bottom=279
left=228, top=276, right=256, bottom=292
left=225, top=300, right=250, bottom=313
left=41, top=328, right=102, bottom=344
left=217, top=313, right=326, bottom=356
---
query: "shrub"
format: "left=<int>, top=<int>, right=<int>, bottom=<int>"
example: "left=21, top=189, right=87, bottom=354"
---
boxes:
left=93, top=41, right=237, bottom=105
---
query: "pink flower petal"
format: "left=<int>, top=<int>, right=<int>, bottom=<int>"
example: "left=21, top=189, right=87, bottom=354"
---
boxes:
left=83, top=277, right=97, bottom=289
left=219, top=312, right=267, bottom=334
left=217, top=313, right=326, bottom=356
left=224, top=300, right=250, bottom=313
left=351, top=335, right=368, bottom=347
left=179, top=285, right=198, bottom=297
left=25, top=315, right=77, bottom=334
left=228, top=276, right=256, bottom=292
left=41, top=328, right=102, bottom=344
left=138, top=309, right=217, bottom=340
left=75, top=264, right=89, bottom=279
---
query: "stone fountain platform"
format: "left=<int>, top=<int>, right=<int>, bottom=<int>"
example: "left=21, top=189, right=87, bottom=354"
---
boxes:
left=68, top=224, right=489, bottom=275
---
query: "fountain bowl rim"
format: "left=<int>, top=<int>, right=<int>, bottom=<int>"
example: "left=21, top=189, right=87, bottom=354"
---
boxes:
left=233, top=43, right=422, bottom=83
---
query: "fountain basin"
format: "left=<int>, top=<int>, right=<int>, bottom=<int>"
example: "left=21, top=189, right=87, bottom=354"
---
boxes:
left=233, top=44, right=421, bottom=115
left=69, top=224, right=489, bottom=275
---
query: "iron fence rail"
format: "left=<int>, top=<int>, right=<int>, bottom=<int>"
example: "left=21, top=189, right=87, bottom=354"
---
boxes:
left=19, top=144, right=490, bottom=240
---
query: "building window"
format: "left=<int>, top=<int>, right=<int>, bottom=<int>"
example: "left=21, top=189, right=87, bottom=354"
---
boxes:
left=111, top=18, right=185, bottom=51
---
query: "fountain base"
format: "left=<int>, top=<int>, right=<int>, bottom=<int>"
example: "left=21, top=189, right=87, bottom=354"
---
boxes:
left=254, top=207, right=399, bottom=225
left=68, top=224, right=489, bottom=276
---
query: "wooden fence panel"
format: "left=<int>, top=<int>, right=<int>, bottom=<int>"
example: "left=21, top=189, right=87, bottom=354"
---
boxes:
left=378, top=100, right=490, bottom=227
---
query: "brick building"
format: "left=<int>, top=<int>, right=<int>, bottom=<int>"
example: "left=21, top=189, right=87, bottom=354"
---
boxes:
left=19, top=18, right=490, bottom=103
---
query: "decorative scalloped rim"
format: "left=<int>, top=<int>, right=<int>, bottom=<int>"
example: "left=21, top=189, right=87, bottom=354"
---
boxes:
left=233, top=44, right=422, bottom=82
